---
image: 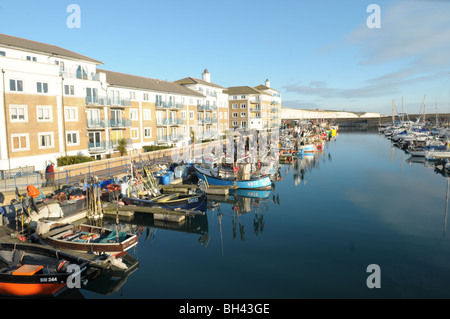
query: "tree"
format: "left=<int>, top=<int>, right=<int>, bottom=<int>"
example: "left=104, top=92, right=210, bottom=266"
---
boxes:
left=116, top=138, right=128, bottom=156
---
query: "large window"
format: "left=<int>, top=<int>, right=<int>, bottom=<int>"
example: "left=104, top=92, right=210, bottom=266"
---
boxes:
left=64, top=85, right=74, bottom=95
left=38, top=132, right=54, bottom=149
left=66, top=131, right=79, bottom=146
left=11, top=134, right=29, bottom=152
left=65, top=106, right=78, bottom=122
left=37, top=105, right=52, bottom=122
left=10, top=79, right=23, bottom=92
left=36, top=82, right=48, bottom=94
left=10, top=105, right=27, bottom=122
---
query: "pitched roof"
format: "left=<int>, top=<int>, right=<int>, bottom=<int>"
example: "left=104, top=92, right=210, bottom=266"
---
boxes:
left=254, top=84, right=279, bottom=92
left=176, top=77, right=224, bottom=89
left=224, top=86, right=270, bottom=96
left=97, top=69, right=205, bottom=97
left=0, top=33, right=103, bottom=64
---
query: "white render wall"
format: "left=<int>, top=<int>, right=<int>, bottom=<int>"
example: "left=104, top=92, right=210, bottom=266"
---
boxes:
left=281, top=108, right=382, bottom=120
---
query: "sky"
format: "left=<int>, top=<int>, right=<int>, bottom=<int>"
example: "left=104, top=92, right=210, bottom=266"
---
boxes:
left=1, top=0, right=450, bottom=115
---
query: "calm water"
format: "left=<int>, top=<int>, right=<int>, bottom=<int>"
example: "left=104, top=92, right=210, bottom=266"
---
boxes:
left=79, top=130, right=450, bottom=299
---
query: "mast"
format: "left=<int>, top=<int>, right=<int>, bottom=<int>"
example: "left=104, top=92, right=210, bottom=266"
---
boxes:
left=392, top=100, right=395, bottom=125
left=423, top=95, right=426, bottom=125
left=435, top=96, right=438, bottom=129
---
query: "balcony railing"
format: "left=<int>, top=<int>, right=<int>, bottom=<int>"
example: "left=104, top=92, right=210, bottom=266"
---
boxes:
left=157, top=135, right=168, bottom=143
left=60, top=68, right=100, bottom=81
left=86, top=119, right=107, bottom=129
left=85, top=96, right=131, bottom=107
left=86, top=96, right=108, bottom=106
left=88, top=139, right=131, bottom=151
left=156, top=102, right=185, bottom=109
left=109, top=118, right=132, bottom=128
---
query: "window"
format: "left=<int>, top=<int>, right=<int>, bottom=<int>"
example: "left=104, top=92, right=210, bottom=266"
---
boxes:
left=241, top=95, right=246, bottom=99
left=38, top=132, right=54, bottom=149
left=181, top=111, right=186, bottom=119
left=240, top=103, right=246, bottom=109
left=65, top=106, right=78, bottom=121
left=37, top=82, right=48, bottom=93
left=66, top=131, right=79, bottom=146
left=10, top=79, right=23, bottom=92
left=241, top=112, right=246, bottom=117
left=144, top=127, right=152, bottom=138
left=10, top=105, right=27, bottom=122
left=11, top=134, right=29, bottom=152
left=143, top=109, right=151, bottom=121
left=86, top=87, right=98, bottom=103
left=232, top=104, right=238, bottom=109
left=232, top=112, right=238, bottom=118
left=155, top=95, right=163, bottom=106
left=37, top=105, right=52, bottom=121
left=26, top=56, right=37, bottom=62
left=130, top=91, right=136, bottom=100
left=189, top=111, right=194, bottom=119
left=224, top=112, right=228, bottom=119
left=64, top=85, right=74, bottom=95
left=143, top=93, right=149, bottom=101
left=131, top=128, right=139, bottom=139
left=232, top=121, right=238, bottom=127
left=130, top=109, right=138, bottom=121
left=241, top=121, right=247, bottom=128
left=233, top=96, right=238, bottom=100
left=220, top=112, right=223, bottom=119
left=0, top=51, right=5, bottom=56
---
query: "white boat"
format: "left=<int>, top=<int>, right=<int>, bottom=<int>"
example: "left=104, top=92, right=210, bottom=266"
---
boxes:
left=425, top=150, right=450, bottom=161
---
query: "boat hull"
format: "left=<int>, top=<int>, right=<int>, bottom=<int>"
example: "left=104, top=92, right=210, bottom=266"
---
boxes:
left=39, top=224, right=138, bottom=256
left=194, top=166, right=272, bottom=190
left=0, top=243, right=90, bottom=297
left=122, top=194, right=208, bottom=212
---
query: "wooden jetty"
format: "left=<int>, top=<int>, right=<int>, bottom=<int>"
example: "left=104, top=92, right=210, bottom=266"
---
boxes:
left=102, top=202, right=205, bottom=223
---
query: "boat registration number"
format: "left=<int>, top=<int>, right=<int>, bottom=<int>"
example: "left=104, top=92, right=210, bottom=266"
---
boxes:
left=40, top=277, right=58, bottom=283
left=188, top=197, right=199, bottom=203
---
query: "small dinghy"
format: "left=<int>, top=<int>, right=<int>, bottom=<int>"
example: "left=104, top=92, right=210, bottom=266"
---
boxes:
left=37, top=223, right=138, bottom=257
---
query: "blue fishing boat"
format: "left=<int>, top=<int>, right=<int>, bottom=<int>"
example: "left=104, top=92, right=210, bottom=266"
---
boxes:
left=193, top=164, right=272, bottom=190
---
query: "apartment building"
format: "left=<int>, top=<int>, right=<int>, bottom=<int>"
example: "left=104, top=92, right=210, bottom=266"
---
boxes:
left=176, top=69, right=229, bottom=139
left=0, top=33, right=281, bottom=171
left=0, top=33, right=104, bottom=171
left=0, top=34, right=205, bottom=171
left=225, top=79, right=281, bottom=131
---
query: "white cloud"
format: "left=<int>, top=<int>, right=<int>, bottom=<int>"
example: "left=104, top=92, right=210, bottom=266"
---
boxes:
left=284, top=1, right=450, bottom=105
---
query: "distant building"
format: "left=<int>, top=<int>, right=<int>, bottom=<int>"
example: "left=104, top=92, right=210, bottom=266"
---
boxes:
left=176, top=69, right=229, bottom=139
left=224, top=79, right=281, bottom=131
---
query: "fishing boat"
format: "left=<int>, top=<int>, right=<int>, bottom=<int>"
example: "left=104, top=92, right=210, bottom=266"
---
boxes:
left=0, top=242, right=91, bottom=297
left=37, top=223, right=139, bottom=256
left=193, top=163, right=272, bottom=190
left=122, top=193, right=208, bottom=212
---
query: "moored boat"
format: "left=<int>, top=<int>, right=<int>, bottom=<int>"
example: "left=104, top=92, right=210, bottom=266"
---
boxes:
left=193, top=164, right=272, bottom=190
left=0, top=242, right=91, bottom=297
left=122, top=193, right=208, bottom=212
left=37, top=223, right=139, bottom=256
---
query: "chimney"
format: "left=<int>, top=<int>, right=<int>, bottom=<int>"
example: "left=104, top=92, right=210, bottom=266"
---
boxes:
left=202, top=69, right=210, bottom=83
left=265, top=78, right=270, bottom=88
